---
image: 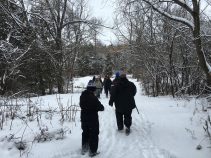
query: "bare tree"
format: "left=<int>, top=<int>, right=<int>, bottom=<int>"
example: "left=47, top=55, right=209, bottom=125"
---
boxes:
left=114, top=0, right=207, bottom=96
left=134, top=0, right=211, bottom=86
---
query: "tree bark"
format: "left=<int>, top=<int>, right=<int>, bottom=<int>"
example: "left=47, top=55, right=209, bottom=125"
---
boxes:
left=192, top=0, right=211, bottom=86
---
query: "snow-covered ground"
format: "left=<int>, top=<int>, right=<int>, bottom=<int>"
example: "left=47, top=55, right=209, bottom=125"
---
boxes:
left=0, top=76, right=210, bottom=158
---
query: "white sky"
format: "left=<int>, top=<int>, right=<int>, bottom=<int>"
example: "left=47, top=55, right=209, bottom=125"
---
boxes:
left=88, top=0, right=211, bottom=45
left=88, top=0, right=117, bottom=45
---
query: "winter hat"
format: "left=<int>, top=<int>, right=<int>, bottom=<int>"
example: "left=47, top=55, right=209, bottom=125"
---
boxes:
left=87, top=80, right=96, bottom=91
left=87, top=80, right=96, bottom=88
left=115, top=72, right=120, bottom=78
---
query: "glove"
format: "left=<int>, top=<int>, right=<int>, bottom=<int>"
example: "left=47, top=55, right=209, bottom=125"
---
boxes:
left=109, top=100, right=113, bottom=106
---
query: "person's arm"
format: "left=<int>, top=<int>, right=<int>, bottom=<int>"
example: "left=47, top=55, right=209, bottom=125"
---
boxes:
left=109, top=85, right=116, bottom=106
left=100, top=78, right=103, bottom=85
left=133, top=83, right=137, bottom=96
left=92, top=94, right=104, bottom=111
left=97, top=100, right=104, bottom=111
left=109, top=79, right=112, bottom=86
left=80, top=92, right=104, bottom=111
left=130, top=82, right=137, bottom=96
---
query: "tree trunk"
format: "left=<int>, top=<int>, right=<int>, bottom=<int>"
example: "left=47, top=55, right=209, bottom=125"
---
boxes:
left=192, top=1, right=211, bottom=87
left=55, top=29, right=64, bottom=93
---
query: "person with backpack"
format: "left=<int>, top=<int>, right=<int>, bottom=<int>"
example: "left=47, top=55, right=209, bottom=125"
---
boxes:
left=109, top=72, right=137, bottom=135
left=80, top=80, right=104, bottom=156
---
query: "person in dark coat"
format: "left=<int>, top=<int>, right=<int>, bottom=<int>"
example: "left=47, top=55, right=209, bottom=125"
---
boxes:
left=112, top=71, right=120, bottom=86
left=103, top=75, right=112, bottom=98
left=109, top=73, right=136, bottom=135
left=80, top=80, right=104, bottom=156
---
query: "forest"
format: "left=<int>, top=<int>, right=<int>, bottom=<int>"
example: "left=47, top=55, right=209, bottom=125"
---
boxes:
left=1, top=0, right=211, bottom=98
left=0, top=1, right=211, bottom=157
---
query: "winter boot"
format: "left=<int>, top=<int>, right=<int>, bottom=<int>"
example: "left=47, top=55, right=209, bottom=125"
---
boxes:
left=89, top=151, right=100, bottom=157
left=81, top=144, right=89, bottom=155
left=125, top=128, right=130, bottom=136
left=118, top=127, right=123, bottom=130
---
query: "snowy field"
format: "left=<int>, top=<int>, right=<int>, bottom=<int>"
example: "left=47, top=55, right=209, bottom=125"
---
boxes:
left=0, top=76, right=210, bottom=158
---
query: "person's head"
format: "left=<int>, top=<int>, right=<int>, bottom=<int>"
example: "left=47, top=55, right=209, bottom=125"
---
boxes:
left=115, top=72, right=120, bottom=78
left=87, top=80, right=96, bottom=92
left=95, top=78, right=100, bottom=82
left=120, top=72, right=127, bottom=78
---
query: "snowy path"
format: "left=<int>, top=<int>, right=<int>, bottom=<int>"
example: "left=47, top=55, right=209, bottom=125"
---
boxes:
left=94, top=79, right=177, bottom=158
left=1, top=76, right=210, bottom=158
left=47, top=78, right=177, bottom=158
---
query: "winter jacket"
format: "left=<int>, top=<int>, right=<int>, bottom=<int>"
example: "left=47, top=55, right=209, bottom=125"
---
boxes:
left=80, top=90, right=104, bottom=122
left=109, top=78, right=136, bottom=113
left=112, top=77, right=120, bottom=86
left=95, top=79, right=103, bottom=89
left=103, top=78, right=112, bottom=90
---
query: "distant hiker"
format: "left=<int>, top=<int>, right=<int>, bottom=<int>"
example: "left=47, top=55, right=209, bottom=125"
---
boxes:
left=80, top=80, right=104, bottom=156
left=94, top=77, right=103, bottom=98
left=103, top=75, right=112, bottom=98
left=112, top=71, right=120, bottom=86
left=109, top=72, right=137, bottom=135
left=98, top=75, right=103, bottom=93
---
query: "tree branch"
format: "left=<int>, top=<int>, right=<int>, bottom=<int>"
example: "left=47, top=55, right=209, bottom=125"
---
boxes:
left=0, top=2, right=25, bottom=30
left=45, top=0, right=58, bottom=25
left=62, top=20, right=114, bottom=29
left=29, top=13, right=56, bottom=40
left=172, top=0, right=193, bottom=16
left=142, top=0, right=194, bottom=30
left=60, top=0, right=68, bottom=28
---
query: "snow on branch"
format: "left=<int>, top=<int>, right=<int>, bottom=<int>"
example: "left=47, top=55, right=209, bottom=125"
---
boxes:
left=15, top=41, right=35, bottom=61
left=0, top=2, right=25, bottom=30
left=142, top=0, right=194, bottom=30
left=206, top=61, right=211, bottom=74
left=62, top=20, right=113, bottom=30
left=172, top=0, right=193, bottom=15
left=44, top=0, right=58, bottom=25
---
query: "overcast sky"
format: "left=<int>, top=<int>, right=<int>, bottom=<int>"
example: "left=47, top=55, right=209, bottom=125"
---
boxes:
left=88, top=0, right=211, bottom=45
left=88, top=0, right=117, bottom=45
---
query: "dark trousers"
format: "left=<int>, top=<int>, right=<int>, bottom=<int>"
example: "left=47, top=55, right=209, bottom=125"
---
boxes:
left=81, top=121, right=99, bottom=153
left=104, top=88, right=109, bottom=97
left=104, top=87, right=111, bottom=97
left=115, top=110, right=132, bottom=130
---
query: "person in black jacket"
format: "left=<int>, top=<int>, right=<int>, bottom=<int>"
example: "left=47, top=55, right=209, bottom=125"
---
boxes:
left=112, top=71, right=120, bottom=86
left=80, top=80, right=104, bottom=156
left=109, top=73, right=136, bottom=135
left=103, top=75, right=112, bottom=98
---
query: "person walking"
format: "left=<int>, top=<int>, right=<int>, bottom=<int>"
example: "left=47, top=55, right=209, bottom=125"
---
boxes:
left=80, top=80, right=104, bottom=157
left=112, top=71, right=120, bottom=86
left=94, top=77, right=103, bottom=98
left=103, top=75, right=112, bottom=98
left=109, top=72, right=136, bottom=135
left=99, top=75, right=103, bottom=94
